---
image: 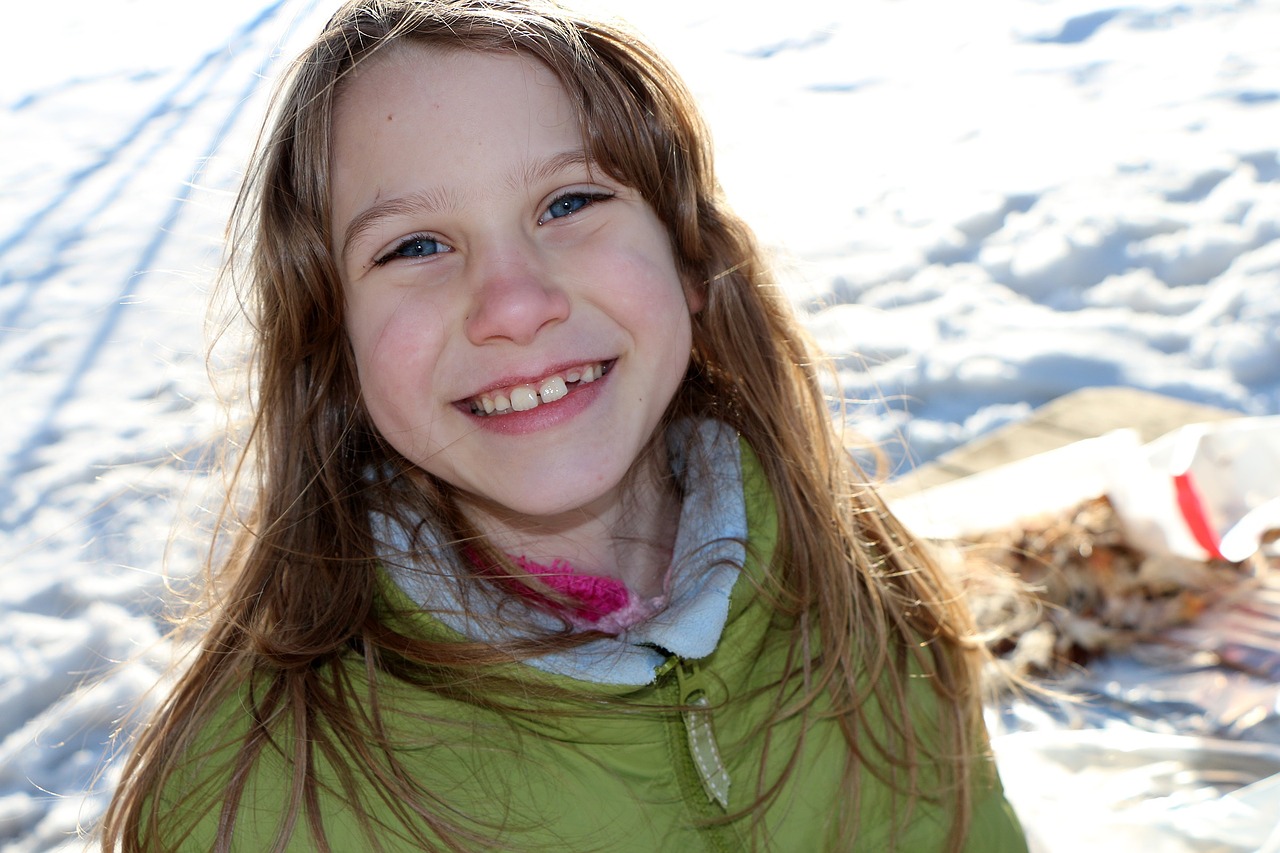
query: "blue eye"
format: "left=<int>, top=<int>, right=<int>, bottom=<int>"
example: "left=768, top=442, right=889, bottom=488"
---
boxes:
left=540, top=191, right=612, bottom=224
left=375, top=235, right=449, bottom=265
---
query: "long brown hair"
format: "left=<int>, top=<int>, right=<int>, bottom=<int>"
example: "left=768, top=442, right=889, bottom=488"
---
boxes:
left=102, top=1, right=988, bottom=849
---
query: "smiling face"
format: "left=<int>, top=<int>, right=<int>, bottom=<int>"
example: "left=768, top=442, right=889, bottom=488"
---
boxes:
left=331, top=45, right=697, bottom=540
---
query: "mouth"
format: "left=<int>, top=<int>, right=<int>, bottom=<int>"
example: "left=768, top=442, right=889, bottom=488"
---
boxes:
left=463, top=361, right=613, bottom=417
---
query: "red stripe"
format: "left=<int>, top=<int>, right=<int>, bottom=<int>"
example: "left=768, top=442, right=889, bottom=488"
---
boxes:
left=1173, top=472, right=1225, bottom=560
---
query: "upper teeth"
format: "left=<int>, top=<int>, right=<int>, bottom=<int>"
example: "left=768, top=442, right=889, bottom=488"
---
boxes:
left=471, top=363, right=605, bottom=416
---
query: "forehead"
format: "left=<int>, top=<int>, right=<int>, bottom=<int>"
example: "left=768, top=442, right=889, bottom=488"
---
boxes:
left=328, top=44, right=586, bottom=227
left=331, top=43, right=578, bottom=159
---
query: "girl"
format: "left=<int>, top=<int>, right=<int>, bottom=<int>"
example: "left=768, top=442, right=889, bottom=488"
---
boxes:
left=103, top=1, right=1027, bottom=850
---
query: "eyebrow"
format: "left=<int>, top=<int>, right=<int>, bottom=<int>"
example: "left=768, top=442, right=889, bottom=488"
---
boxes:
left=505, top=149, right=593, bottom=195
left=339, top=149, right=595, bottom=262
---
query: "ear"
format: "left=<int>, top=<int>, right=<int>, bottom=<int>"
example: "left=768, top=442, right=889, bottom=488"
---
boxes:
left=682, top=275, right=706, bottom=315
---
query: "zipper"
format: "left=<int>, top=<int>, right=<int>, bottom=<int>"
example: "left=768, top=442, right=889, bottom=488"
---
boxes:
left=655, top=654, right=733, bottom=818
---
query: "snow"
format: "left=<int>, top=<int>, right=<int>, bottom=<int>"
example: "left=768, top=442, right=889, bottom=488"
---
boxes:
left=1, top=0, right=1277, bottom=849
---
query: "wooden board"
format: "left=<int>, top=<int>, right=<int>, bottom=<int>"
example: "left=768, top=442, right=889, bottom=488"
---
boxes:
left=883, top=387, right=1241, bottom=497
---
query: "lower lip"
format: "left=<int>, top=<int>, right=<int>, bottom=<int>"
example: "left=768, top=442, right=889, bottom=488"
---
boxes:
left=458, top=370, right=611, bottom=436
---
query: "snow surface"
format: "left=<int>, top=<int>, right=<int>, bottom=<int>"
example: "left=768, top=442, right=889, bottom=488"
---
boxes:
left=1, top=0, right=1277, bottom=849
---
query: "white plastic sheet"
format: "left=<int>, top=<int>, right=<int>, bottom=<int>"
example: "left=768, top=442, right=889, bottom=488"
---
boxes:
left=892, top=416, right=1280, bottom=565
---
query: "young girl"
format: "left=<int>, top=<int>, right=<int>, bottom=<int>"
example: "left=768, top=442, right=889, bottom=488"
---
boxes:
left=103, top=1, right=1026, bottom=849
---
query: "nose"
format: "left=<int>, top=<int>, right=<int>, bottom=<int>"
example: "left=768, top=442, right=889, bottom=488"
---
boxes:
left=463, top=242, right=570, bottom=346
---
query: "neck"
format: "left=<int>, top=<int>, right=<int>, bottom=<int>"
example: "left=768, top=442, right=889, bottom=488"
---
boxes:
left=457, top=447, right=680, bottom=599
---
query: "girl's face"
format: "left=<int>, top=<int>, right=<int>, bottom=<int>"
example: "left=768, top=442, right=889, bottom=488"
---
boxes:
left=331, top=46, right=698, bottom=525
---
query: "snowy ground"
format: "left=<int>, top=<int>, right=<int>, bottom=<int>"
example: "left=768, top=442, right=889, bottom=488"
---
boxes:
left=2, top=0, right=1277, bottom=849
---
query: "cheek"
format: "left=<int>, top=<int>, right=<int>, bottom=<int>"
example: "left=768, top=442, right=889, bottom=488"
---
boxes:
left=347, top=298, right=450, bottom=403
left=604, top=234, right=695, bottom=310
left=634, top=261, right=697, bottom=346
left=611, top=253, right=695, bottom=386
left=346, top=304, right=457, bottom=465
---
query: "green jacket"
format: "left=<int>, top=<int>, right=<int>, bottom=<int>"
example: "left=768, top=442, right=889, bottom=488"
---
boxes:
left=156, top=448, right=1026, bottom=851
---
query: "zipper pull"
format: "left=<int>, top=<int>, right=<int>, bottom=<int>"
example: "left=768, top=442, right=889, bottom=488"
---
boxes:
left=674, top=658, right=731, bottom=810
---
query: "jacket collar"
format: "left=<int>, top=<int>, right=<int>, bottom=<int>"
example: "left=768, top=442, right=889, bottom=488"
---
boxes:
left=378, top=420, right=750, bottom=685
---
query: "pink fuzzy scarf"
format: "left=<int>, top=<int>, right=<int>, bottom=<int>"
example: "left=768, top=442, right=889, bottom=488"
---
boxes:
left=467, top=549, right=668, bottom=634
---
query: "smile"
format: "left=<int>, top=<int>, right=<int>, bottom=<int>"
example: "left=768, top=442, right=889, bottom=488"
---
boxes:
left=465, top=361, right=612, bottom=417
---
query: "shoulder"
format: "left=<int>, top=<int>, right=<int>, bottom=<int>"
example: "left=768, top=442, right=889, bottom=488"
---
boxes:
left=143, top=672, right=309, bottom=849
left=145, top=663, right=450, bottom=851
